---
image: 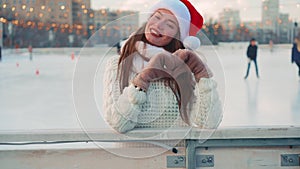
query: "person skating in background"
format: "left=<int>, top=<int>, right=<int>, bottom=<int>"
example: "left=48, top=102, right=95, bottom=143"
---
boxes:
left=114, top=37, right=128, bottom=55
left=291, top=33, right=300, bottom=79
left=269, top=39, right=274, bottom=52
left=28, top=45, right=33, bottom=61
left=0, top=46, right=2, bottom=62
left=244, top=38, right=259, bottom=79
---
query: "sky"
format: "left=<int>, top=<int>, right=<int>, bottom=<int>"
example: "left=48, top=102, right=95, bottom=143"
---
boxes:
left=91, top=0, right=300, bottom=22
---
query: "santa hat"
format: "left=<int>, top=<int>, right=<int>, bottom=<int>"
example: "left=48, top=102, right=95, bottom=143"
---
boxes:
left=149, top=0, right=203, bottom=50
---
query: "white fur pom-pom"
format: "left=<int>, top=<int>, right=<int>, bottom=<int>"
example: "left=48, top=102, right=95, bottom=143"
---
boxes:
left=183, top=36, right=201, bottom=50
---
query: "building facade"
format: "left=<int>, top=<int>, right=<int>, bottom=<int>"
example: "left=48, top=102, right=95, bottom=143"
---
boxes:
left=0, top=0, right=73, bottom=25
left=94, top=9, right=139, bottom=46
left=0, top=0, right=93, bottom=47
left=261, top=0, right=279, bottom=43
left=218, top=8, right=241, bottom=41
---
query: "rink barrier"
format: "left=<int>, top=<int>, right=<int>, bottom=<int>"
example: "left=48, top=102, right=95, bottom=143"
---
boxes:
left=0, top=126, right=299, bottom=169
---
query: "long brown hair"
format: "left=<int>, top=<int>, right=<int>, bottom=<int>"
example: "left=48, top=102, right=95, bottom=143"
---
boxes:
left=117, top=23, right=194, bottom=125
left=118, top=23, right=184, bottom=90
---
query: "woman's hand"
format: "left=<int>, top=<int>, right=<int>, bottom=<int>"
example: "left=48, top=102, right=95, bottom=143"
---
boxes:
left=173, top=49, right=213, bottom=82
left=132, top=52, right=192, bottom=91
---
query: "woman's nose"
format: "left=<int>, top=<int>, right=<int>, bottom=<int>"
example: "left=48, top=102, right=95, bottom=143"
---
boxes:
left=154, top=20, right=164, bottom=30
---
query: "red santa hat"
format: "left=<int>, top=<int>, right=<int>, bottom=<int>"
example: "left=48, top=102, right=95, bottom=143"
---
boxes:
left=149, top=0, right=203, bottom=49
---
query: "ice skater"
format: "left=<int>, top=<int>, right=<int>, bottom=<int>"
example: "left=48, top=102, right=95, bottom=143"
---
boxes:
left=291, top=33, right=300, bottom=79
left=0, top=46, right=2, bottom=62
left=269, top=39, right=274, bottom=52
left=28, top=45, right=33, bottom=61
left=244, top=38, right=259, bottom=79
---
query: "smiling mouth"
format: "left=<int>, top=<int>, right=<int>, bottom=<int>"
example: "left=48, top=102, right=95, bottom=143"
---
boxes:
left=150, top=28, right=163, bottom=37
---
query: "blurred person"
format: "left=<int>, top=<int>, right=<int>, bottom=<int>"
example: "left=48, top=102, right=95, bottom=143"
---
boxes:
left=103, top=0, right=222, bottom=133
left=291, top=33, right=300, bottom=79
left=28, top=45, right=33, bottom=61
left=15, top=43, right=20, bottom=53
left=114, top=37, right=128, bottom=55
left=0, top=46, right=2, bottom=62
left=269, top=39, right=274, bottom=52
left=244, top=38, right=259, bottom=79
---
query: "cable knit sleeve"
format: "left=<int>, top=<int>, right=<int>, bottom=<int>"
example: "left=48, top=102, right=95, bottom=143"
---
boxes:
left=189, top=78, right=223, bottom=129
left=103, top=56, right=147, bottom=133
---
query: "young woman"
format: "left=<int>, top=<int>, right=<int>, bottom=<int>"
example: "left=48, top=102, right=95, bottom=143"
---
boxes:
left=103, top=0, right=222, bottom=133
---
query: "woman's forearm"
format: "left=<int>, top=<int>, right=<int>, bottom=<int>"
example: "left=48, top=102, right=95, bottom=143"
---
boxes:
left=190, top=78, right=223, bottom=128
left=103, top=57, right=146, bottom=133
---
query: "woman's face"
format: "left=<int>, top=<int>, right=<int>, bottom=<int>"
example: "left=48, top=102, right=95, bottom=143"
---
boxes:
left=145, top=9, right=179, bottom=47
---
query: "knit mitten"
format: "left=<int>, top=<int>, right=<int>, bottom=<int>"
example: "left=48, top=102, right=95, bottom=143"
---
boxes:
left=173, top=49, right=213, bottom=82
left=132, top=52, right=191, bottom=91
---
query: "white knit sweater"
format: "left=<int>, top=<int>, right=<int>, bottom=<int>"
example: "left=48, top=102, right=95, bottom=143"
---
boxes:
left=103, top=42, right=222, bottom=133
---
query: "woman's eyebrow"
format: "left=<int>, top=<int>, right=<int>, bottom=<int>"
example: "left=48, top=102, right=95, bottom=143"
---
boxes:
left=156, top=11, right=177, bottom=25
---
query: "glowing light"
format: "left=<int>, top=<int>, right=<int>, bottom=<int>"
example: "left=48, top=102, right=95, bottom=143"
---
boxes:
left=41, top=5, right=45, bottom=10
left=13, top=20, right=18, bottom=25
left=30, top=7, right=34, bottom=12
left=60, top=5, right=65, bottom=10
left=12, top=6, right=16, bottom=11
left=76, top=25, right=83, bottom=29
left=89, top=25, right=94, bottom=30
left=83, top=9, right=88, bottom=14
left=81, top=4, right=85, bottom=9
left=22, top=5, right=26, bottom=10
left=3, top=4, right=7, bottom=8
left=0, top=17, right=7, bottom=23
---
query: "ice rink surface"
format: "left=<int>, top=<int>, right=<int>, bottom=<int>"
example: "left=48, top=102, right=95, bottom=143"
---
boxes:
left=0, top=44, right=299, bottom=131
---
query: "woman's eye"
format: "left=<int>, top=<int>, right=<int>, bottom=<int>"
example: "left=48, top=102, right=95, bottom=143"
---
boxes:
left=155, top=15, right=161, bottom=19
left=167, top=23, right=174, bottom=29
